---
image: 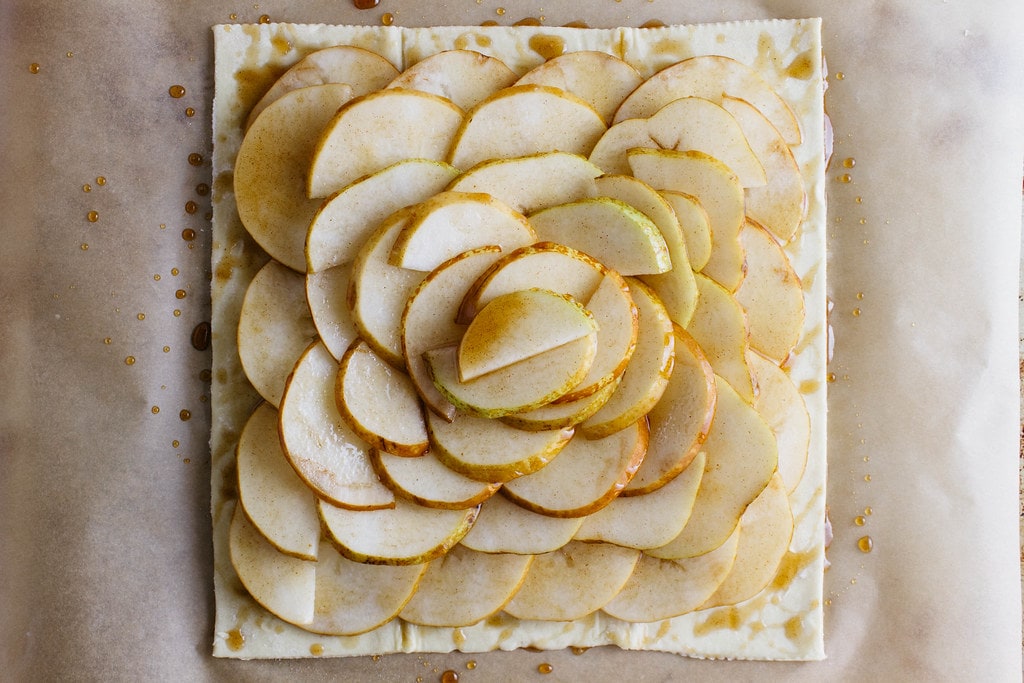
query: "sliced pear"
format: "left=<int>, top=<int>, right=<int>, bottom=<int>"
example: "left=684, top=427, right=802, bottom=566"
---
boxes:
left=593, top=174, right=699, bottom=327
left=581, top=278, right=674, bottom=439
left=389, top=191, right=535, bottom=272
left=305, top=262, right=359, bottom=361
left=229, top=504, right=316, bottom=626
left=575, top=450, right=705, bottom=549
left=425, top=335, right=597, bottom=419
left=460, top=493, right=584, bottom=555
left=646, top=96, right=766, bottom=187
left=237, top=260, right=318, bottom=407
left=335, top=339, right=428, bottom=457
left=622, top=325, right=716, bottom=496
left=687, top=273, right=755, bottom=403
left=601, top=525, right=740, bottom=622
left=701, top=473, right=793, bottom=608
left=500, top=379, right=618, bottom=432
left=318, top=497, right=478, bottom=565
left=308, top=89, right=464, bottom=198
left=458, top=242, right=606, bottom=324
left=348, top=208, right=424, bottom=368
left=503, top=541, right=641, bottom=621
left=734, top=219, right=805, bottom=363
left=449, top=85, right=606, bottom=171
left=399, top=545, right=533, bottom=627
left=402, top=246, right=505, bottom=421
left=588, top=118, right=658, bottom=176
left=612, top=55, right=801, bottom=145
left=246, top=45, right=400, bottom=130
left=459, top=289, right=597, bottom=382
left=502, top=419, right=647, bottom=518
left=646, top=376, right=777, bottom=560
left=305, top=541, right=426, bottom=636
left=528, top=197, right=670, bottom=275
left=660, top=190, right=712, bottom=272
left=235, top=84, right=356, bottom=271
left=237, top=403, right=320, bottom=561
left=628, top=147, right=746, bottom=291
left=386, top=49, right=517, bottom=111
left=721, top=95, right=806, bottom=243
left=306, top=158, right=460, bottom=273
left=370, top=447, right=499, bottom=509
left=748, top=350, right=810, bottom=494
left=278, top=341, right=395, bottom=510
left=447, top=151, right=601, bottom=214
left=427, top=410, right=573, bottom=483
left=514, top=51, right=643, bottom=124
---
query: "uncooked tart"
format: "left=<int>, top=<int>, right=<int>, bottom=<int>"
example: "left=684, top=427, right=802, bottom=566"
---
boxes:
left=210, top=18, right=827, bottom=661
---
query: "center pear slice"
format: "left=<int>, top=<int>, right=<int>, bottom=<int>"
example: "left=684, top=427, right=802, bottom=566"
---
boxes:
left=457, top=289, right=597, bottom=382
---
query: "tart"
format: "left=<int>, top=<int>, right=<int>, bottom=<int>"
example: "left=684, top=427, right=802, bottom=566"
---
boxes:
left=211, top=18, right=827, bottom=661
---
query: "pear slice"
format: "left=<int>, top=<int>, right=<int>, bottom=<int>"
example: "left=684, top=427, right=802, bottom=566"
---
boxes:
left=401, top=247, right=505, bottom=421
left=458, top=242, right=606, bottom=323
left=399, top=545, right=533, bottom=627
left=370, top=447, right=499, bottom=510
left=308, top=89, right=464, bottom=198
left=581, top=278, right=674, bottom=439
left=514, top=51, right=643, bottom=125
left=687, top=273, right=755, bottom=403
left=574, top=450, right=705, bottom=549
left=734, top=219, right=805, bottom=364
left=237, top=260, right=318, bottom=407
left=460, top=494, right=584, bottom=554
left=628, top=147, right=746, bottom=292
left=500, top=379, right=618, bottom=432
left=447, top=151, right=601, bottom=214
left=601, top=525, right=740, bottom=622
left=246, top=45, right=400, bottom=130
left=588, top=118, right=659, bottom=176
left=594, top=174, right=698, bottom=327
left=389, top=191, right=535, bottom=272
left=646, top=376, right=777, bottom=560
left=458, top=289, right=597, bottom=382
left=502, top=419, right=648, bottom=518
left=228, top=504, right=316, bottom=626
left=660, top=190, right=712, bottom=272
left=318, top=497, right=478, bottom=565
left=237, top=403, right=320, bottom=561
left=306, top=158, right=460, bottom=273
left=386, top=49, right=517, bottom=111
left=528, top=197, right=671, bottom=275
left=424, top=335, right=597, bottom=419
left=646, top=96, right=766, bottom=187
left=305, top=541, right=426, bottom=636
left=347, top=208, right=424, bottom=369
left=612, top=55, right=801, bottom=145
left=622, top=325, right=716, bottom=496
left=335, top=340, right=428, bottom=457
left=721, top=95, right=806, bottom=243
left=503, top=541, right=641, bottom=621
left=235, top=84, right=356, bottom=272
left=426, top=410, right=573, bottom=483
left=305, top=262, right=359, bottom=361
left=748, top=350, right=810, bottom=493
left=701, top=473, right=793, bottom=609
left=449, top=85, right=606, bottom=170
left=279, top=341, right=395, bottom=510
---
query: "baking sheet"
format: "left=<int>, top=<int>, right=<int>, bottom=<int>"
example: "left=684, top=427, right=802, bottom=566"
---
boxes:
left=1, top=1, right=1021, bottom=681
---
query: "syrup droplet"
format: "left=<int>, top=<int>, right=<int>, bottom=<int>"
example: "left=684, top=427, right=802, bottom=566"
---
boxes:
left=185, top=107, right=196, bottom=117
left=173, top=309, right=182, bottom=317
left=96, top=176, right=106, bottom=186
left=827, top=372, right=837, bottom=382
left=169, top=84, right=186, bottom=98
left=641, top=19, right=667, bottom=29
left=172, top=440, right=180, bottom=448
left=856, top=292, right=865, bottom=300
left=175, top=289, right=187, bottom=300
left=87, top=211, right=99, bottom=223
left=465, top=661, right=477, bottom=670
left=188, top=152, right=203, bottom=166
left=310, top=643, right=324, bottom=656
left=83, top=184, right=92, bottom=193
left=562, top=20, right=589, bottom=28
left=258, top=14, right=271, bottom=24
left=842, top=157, right=856, bottom=168
left=104, top=337, right=112, bottom=345
left=441, top=671, right=459, bottom=683
left=154, top=274, right=161, bottom=281
left=835, top=71, right=845, bottom=80
left=864, top=474, right=872, bottom=482
left=80, top=243, right=89, bottom=251
left=838, top=173, right=852, bottom=183
left=864, top=506, right=873, bottom=516
left=151, top=406, right=160, bottom=414
left=854, top=515, right=865, bottom=526
left=514, top=17, right=542, bottom=26
left=381, top=13, right=394, bottom=25
left=66, top=51, right=74, bottom=58
left=480, top=20, right=499, bottom=26
left=163, top=346, right=171, bottom=353
left=125, top=356, right=136, bottom=366
left=182, top=228, right=196, bottom=241
left=229, top=13, right=237, bottom=20
left=852, top=307, right=861, bottom=317
left=137, top=313, right=146, bottom=321
left=171, top=267, right=180, bottom=276
left=537, top=663, right=553, bottom=674
left=185, top=200, right=198, bottom=214
left=29, top=63, right=40, bottom=74
left=180, top=409, right=192, bottom=421
left=858, top=536, right=874, bottom=553
left=196, top=183, right=210, bottom=196
left=571, top=646, right=588, bottom=655
left=855, top=195, right=863, bottom=203
left=496, top=7, right=506, bottom=15
left=353, top=0, right=380, bottom=7
left=192, top=321, right=212, bottom=350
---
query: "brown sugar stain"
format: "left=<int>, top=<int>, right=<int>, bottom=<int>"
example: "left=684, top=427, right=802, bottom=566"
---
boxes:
left=785, top=50, right=816, bottom=80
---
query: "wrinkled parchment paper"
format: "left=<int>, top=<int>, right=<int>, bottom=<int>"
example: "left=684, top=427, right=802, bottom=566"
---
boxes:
left=1, top=1, right=1021, bottom=681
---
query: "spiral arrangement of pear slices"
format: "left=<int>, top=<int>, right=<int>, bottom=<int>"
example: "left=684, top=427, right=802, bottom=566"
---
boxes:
left=229, top=44, right=812, bottom=633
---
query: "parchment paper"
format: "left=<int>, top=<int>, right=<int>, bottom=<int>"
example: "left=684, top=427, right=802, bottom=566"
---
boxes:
left=1, top=1, right=1021, bottom=681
